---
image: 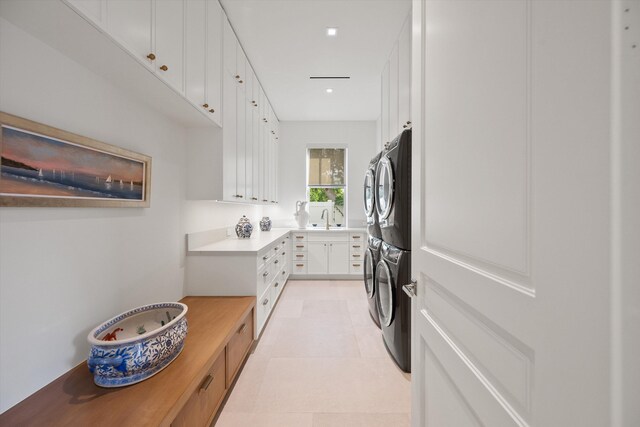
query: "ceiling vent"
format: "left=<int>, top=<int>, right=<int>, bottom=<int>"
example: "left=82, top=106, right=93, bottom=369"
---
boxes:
left=309, top=76, right=351, bottom=79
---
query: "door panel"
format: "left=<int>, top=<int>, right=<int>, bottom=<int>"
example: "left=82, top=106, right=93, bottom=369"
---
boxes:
left=105, top=0, right=152, bottom=67
left=185, top=0, right=206, bottom=107
left=155, top=0, right=184, bottom=92
left=412, top=1, right=614, bottom=426
left=328, top=242, right=349, bottom=274
left=307, top=242, right=327, bottom=274
left=205, top=0, right=222, bottom=125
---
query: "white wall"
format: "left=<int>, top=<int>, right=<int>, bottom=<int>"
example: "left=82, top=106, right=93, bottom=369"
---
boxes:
left=0, top=18, right=190, bottom=412
left=274, top=121, right=378, bottom=227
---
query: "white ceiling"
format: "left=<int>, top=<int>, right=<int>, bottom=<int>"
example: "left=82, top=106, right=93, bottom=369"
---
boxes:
left=220, top=0, right=411, bottom=121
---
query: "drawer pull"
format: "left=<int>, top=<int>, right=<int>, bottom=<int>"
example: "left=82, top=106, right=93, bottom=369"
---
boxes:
left=262, top=298, right=269, bottom=306
left=200, top=374, right=214, bottom=391
left=274, top=260, right=279, bottom=264
left=296, top=236, right=304, bottom=239
left=282, top=270, right=286, bottom=275
left=282, top=252, right=286, bottom=256
left=274, top=282, right=279, bottom=288
left=352, top=245, right=361, bottom=248
left=352, top=235, right=361, bottom=239
left=238, top=323, right=247, bottom=334
left=353, top=264, right=361, bottom=267
left=296, top=264, right=304, bottom=267
left=263, top=271, right=269, bottom=277
left=274, top=247, right=279, bottom=251
left=282, top=241, right=285, bottom=244
left=353, top=254, right=361, bottom=258
left=296, top=254, right=304, bottom=258
left=263, top=255, right=268, bottom=260
left=296, top=245, right=304, bottom=248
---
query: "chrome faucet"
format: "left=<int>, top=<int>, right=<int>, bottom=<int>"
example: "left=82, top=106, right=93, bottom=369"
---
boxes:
left=321, top=209, right=330, bottom=230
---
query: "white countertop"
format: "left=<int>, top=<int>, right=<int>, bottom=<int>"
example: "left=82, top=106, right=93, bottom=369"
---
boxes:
left=187, top=227, right=366, bottom=254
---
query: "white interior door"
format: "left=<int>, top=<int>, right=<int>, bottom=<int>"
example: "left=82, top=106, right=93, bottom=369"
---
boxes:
left=410, top=1, right=628, bottom=426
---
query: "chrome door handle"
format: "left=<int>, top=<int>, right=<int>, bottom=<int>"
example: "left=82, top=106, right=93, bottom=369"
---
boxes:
left=403, top=280, right=417, bottom=298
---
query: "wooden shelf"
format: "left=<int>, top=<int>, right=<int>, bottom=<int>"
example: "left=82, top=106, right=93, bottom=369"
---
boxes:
left=0, top=296, right=255, bottom=427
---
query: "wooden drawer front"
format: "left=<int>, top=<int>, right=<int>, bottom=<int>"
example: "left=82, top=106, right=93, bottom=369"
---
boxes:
left=172, top=350, right=226, bottom=427
left=226, top=309, right=254, bottom=387
left=350, top=251, right=364, bottom=261
left=293, top=261, right=307, bottom=274
left=308, top=232, right=348, bottom=242
left=292, top=232, right=307, bottom=242
left=293, top=242, right=307, bottom=252
left=350, top=232, right=365, bottom=242
left=350, top=262, right=364, bottom=275
left=293, top=252, right=307, bottom=261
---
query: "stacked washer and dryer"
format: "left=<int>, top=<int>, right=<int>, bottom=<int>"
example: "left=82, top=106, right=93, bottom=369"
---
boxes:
left=362, top=129, right=412, bottom=373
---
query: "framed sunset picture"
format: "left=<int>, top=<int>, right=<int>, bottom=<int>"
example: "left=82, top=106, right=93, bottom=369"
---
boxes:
left=0, top=112, right=151, bottom=207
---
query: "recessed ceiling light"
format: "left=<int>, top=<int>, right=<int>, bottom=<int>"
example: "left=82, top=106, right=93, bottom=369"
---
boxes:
left=326, top=27, right=338, bottom=36
left=326, top=88, right=333, bottom=93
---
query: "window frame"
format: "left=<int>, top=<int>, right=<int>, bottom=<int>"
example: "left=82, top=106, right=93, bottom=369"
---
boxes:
left=305, top=145, right=348, bottom=227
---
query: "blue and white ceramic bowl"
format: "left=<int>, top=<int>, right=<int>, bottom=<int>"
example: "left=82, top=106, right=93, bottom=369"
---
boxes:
left=87, top=302, right=188, bottom=388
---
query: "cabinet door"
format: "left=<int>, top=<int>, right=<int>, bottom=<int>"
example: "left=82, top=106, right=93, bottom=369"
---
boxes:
left=155, top=0, right=184, bottom=93
left=273, top=134, right=278, bottom=203
left=67, top=0, right=104, bottom=26
left=223, top=18, right=236, bottom=76
left=105, top=0, right=153, bottom=68
left=245, top=92, right=254, bottom=201
left=205, top=0, right=222, bottom=125
left=222, top=72, right=237, bottom=200
left=388, top=41, right=399, bottom=139
left=185, top=0, right=206, bottom=108
left=307, top=242, right=328, bottom=274
left=235, top=81, right=246, bottom=199
left=252, top=85, right=261, bottom=201
left=381, top=60, right=390, bottom=145
left=398, top=15, right=411, bottom=132
left=328, top=242, right=349, bottom=274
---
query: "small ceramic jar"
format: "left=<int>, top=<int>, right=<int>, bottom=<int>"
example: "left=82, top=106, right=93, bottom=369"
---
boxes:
left=259, top=216, right=272, bottom=231
left=235, top=215, right=253, bottom=238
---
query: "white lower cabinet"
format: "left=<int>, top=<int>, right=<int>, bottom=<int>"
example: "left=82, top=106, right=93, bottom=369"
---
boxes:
left=293, top=232, right=364, bottom=276
left=186, top=232, right=290, bottom=338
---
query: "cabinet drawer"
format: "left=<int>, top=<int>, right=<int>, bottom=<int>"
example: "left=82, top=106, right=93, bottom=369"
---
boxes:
left=272, top=277, right=284, bottom=302
left=256, top=288, right=272, bottom=336
left=308, top=232, right=348, bottom=242
left=293, top=261, right=307, bottom=274
left=350, top=242, right=365, bottom=251
left=350, top=262, right=364, bottom=275
left=257, top=264, right=272, bottom=297
left=292, top=252, right=307, bottom=261
left=172, top=349, right=226, bottom=427
left=350, top=233, right=365, bottom=242
left=293, top=242, right=307, bottom=252
left=350, top=251, right=364, bottom=261
left=226, top=309, right=254, bottom=387
left=292, top=232, right=307, bottom=242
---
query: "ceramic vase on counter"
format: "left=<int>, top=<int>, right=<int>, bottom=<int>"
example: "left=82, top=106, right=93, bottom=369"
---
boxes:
left=259, top=217, right=272, bottom=231
left=235, top=215, right=253, bottom=238
left=294, top=201, right=310, bottom=229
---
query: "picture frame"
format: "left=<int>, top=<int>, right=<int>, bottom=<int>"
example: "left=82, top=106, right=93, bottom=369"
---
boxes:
left=0, top=112, right=151, bottom=208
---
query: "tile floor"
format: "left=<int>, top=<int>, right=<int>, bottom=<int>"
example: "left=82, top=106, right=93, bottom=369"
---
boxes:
left=216, top=280, right=411, bottom=427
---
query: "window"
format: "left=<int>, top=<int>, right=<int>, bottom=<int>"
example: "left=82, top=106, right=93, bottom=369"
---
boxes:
left=307, top=148, right=346, bottom=227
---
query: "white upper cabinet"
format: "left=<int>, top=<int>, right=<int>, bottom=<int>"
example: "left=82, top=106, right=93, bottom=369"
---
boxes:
left=205, top=0, right=222, bottom=125
left=388, top=40, right=399, bottom=139
left=398, top=16, right=411, bottom=133
left=222, top=72, right=237, bottom=200
left=235, top=77, right=246, bottom=200
left=223, top=17, right=236, bottom=77
left=185, top=0, right=206, bottom=107
left=105, top=0, right=153, bottom=69
left=154, top=0, right=184, bottom=93
left=381, top=60, right=390, bottom=146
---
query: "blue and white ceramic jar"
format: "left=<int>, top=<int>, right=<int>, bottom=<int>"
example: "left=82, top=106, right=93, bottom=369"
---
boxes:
left=259, top=216, right=272, bottom=231
left=235, top=215, right=253, bottom=238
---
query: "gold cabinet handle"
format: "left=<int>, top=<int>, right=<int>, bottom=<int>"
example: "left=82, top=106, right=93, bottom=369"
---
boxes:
left=251, top=197, right=258, bottom=200
left=239, top=80, right=243, bottom=83
left=296, top=264, right=304, bottom=267
left=160, top=65, right=168, bottom=71
left=200, top=374, right=214, bottom=391
left=296, top=254, right=304, bottom=258
left=353, top=254, right=361, bottom=258
left=352, top=245, right=361, bottom=248
left=209, top=109, right=215, bottom=113
left=352, top=264, right=361, bottom=267
left=296, top=245, right=304, bottom=248
left=202, top=103, right=209, bottom=108
left=146, top=53, right=156, bottom=61
left=235, top=75, right=240, bottom=79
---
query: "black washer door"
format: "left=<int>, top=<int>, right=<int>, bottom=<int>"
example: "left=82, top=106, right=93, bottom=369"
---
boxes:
left=375, top=259, right=395, bottom=327
left=364, top=248, right=375, bottom=298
